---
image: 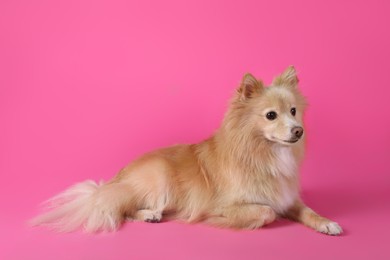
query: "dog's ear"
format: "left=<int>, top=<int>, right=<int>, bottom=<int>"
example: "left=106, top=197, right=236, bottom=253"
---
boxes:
left=273, top=66, right=299, bottom=88
left=238, top=73, right=264, bottom=100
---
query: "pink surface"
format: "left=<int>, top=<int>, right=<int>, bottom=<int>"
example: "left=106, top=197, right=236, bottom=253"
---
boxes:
left=1, top=0, right=389, bottom=259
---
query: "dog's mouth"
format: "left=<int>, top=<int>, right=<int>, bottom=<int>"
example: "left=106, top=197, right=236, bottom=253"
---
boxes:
left=271, top=136, right=300, bottom=144
left=282, top=139, right=299, bottom=144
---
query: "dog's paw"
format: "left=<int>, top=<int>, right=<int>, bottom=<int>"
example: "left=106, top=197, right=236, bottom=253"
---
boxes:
left=260, top=206, right=277, bottom=225
left=135, top=210, right=162, bottom=223
left=317, top=221, right=343, bottom=235
left=145, top=215, right=161, bottom=223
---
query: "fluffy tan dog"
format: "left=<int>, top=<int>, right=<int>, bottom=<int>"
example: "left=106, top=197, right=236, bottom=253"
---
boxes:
left=31, top=66, right=342, bottom=235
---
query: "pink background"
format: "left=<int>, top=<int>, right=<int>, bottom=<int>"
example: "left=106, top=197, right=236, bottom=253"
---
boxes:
left=1, top=0, right=390, bottom=259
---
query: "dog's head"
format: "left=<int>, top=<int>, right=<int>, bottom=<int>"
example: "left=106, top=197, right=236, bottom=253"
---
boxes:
left=235, top=66, right=307, bottom=146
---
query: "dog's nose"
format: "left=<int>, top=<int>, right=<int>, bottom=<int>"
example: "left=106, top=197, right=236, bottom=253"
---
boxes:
left=291, top=127, right=304, bottom=138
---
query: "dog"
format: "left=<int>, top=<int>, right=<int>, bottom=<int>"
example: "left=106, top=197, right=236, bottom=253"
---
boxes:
left=31, top=66, right=342, bottom=235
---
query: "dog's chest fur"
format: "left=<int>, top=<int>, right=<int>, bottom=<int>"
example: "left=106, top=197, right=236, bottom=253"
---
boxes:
left=233, top=145, right=299, bottom=213
left=272, top=145, right=297, bottom=178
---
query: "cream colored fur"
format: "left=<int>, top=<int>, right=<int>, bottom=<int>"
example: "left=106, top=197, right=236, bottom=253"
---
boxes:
left=30, top=66, right=342, bottom=235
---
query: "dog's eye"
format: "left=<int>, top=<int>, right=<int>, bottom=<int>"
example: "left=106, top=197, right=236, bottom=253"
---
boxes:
left=266, top=111, right=277, bottom=120
left=291, top=108, right=296, bottom=116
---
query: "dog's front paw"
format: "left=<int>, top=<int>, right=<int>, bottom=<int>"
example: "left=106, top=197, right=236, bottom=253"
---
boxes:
left=317, top=221, right=343, bottom=235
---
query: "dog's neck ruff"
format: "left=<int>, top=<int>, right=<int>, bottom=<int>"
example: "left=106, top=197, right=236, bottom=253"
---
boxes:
left=270, top=144, right=297, bottom=177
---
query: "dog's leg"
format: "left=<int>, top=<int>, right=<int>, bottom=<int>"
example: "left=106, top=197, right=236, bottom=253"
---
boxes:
left=285, top=200, right=342, bottom=235
left=128, top=188, right=167, bottom=224
left=205, top=204, right=276, bottom=229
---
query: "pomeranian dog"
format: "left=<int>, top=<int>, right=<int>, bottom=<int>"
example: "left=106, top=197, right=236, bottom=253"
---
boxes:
left=31, top=66, right=342, bottom=235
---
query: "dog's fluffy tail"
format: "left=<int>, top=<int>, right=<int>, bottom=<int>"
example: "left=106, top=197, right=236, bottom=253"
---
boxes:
left=30, top=180, right=135, bottom=233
